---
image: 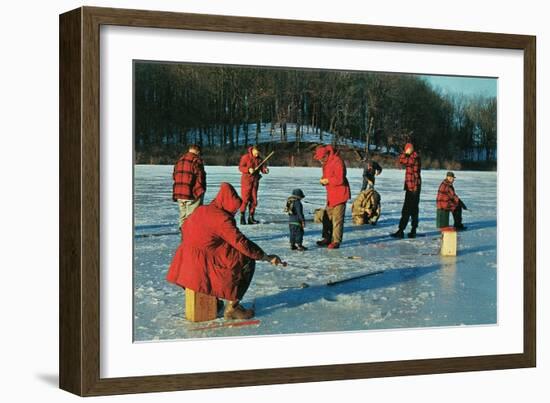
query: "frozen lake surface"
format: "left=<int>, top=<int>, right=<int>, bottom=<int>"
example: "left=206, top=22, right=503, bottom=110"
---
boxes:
left=134, top=165, right=497, bottom=341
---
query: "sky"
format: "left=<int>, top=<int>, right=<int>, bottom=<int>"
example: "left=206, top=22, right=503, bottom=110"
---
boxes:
left=421, top=75, right=497, bottom=98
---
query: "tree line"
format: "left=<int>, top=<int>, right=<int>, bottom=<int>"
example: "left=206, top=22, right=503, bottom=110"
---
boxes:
left=134, top=62, right=496, bottom=163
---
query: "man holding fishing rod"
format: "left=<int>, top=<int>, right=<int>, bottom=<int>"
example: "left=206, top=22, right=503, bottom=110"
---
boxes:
left=238, top=145, right=274, bottom=225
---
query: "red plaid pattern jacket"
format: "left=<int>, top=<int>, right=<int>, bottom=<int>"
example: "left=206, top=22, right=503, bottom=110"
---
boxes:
left=399, top=151, right=421, bottom=192
left=172, top=152, right=206, bottom=201
left=436, top=179, right=460, bottom=211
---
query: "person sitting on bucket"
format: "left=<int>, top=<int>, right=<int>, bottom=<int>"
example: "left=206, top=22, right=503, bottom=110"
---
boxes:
left=436, top=171, right=467, bottom=231
left=285, top=189, right=308, bottom=251
left=166, top=182, right=284, bottom=320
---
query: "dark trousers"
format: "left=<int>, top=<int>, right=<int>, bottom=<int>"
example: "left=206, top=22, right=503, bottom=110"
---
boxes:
left=436, top=206, right=463, bottom=228
left=398, top=189, right=420, bottom=231
left=452, top=205, right=463, bottom=226
left=289, top=224, right=304, bottom=245
left=236, top=260, right=256, bottom=301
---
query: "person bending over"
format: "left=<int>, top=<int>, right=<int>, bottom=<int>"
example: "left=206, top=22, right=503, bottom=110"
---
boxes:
left=167, top=182, right=284, bottom=320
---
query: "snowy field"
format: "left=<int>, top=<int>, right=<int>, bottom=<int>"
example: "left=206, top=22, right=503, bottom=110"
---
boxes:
left=134, top=165, right=497, bottom=341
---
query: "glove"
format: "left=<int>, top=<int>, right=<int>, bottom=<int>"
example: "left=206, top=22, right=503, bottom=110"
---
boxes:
left=248, top=168, right=255, bottom=174
left=459, top=199, right=468, bottom=210
left=265, top=254, right=285, bottom=266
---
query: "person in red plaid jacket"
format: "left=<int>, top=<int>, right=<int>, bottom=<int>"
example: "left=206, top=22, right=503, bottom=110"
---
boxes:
left=436, top=171, right=467, bottom=230
left=391, top=143, right=422, bottom=239
left=172, top=144, right=206, bottom=231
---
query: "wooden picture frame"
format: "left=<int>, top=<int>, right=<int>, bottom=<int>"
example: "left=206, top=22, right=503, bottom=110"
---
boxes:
left=59, top=6, right=536, bottom=396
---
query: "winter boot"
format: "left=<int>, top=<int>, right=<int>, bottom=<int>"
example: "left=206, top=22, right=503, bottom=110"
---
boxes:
left=316, top=238, right=330, bottom=247
left=327, top=242, right=340, bottom=249
left=224, top=301, right=255, bottom=320
left=390, top=229, right=404, bottom=239
left=248, top=213, right=260, bottom=225
left=454, top=223, right=467, bottom=231
left=296, top=244, right=308, bottom=251
left=290, top=243, right=298, bottom=250
left=407, top=228, right=417, bottom=238
left=240, top=212, right=246, bottom=225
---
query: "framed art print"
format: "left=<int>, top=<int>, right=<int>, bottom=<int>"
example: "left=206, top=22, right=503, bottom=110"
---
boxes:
left=59, top=6, right=536, bottom=396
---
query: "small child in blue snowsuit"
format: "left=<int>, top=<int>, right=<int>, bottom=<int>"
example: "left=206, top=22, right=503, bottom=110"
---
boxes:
left=285, top=189, right=308, bottom=251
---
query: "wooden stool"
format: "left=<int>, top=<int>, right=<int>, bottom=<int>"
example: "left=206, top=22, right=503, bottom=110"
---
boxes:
left=440, top=227, right=457, bottom=256
left=185, top=289, right=217, bottom=322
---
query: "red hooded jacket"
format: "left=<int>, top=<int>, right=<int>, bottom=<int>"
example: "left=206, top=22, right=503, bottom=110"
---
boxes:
left=166, top=183, right=266, bottom=301
left=314, top=145, right=351, bottom=207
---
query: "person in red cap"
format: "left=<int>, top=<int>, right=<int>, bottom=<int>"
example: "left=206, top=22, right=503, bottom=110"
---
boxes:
left=391, top=142, right=422, bottom=239
left=238, top=145, right=269, bottom=225
left=313, top=145, right=351, bottom=249
left=167, top=182, right=284, bottom=320
left=172, top=144, right=206, bottom=231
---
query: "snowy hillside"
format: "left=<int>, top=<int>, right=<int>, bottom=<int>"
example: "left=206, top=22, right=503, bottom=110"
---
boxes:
left=184, top=122, right=397, bottom=154
left=133, top=166, right=497, bottom=341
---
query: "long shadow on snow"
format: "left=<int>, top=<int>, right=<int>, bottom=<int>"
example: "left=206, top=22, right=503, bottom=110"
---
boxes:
left=340, top=220, right=496, bottom=249
left=249, top=217, right=434, bottom=243
left=250, top=222, right=379, bottom=242
left=250, top=219, right=496, bottom=246
left=452, top=243, right=496, bottom=257
left=255, top=264, right=440, bottom=315
left=134, top=217, right=408, bottom=239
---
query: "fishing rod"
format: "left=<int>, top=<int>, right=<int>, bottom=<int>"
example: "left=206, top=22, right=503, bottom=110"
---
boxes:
left=326, top=270, right=384, bottom=286
left=252, top=151, right=275, bottom=174
left=302, top=200, right=321, bottom=205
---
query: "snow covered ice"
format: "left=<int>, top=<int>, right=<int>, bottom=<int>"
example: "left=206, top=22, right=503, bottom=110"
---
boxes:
left=133, top=165, right=497, bottom=341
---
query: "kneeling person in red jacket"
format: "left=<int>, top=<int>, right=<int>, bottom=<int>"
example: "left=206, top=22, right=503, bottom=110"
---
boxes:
left=166, top=182, right=284, bottom=320
left=313, top=145, right=351, bottom=249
